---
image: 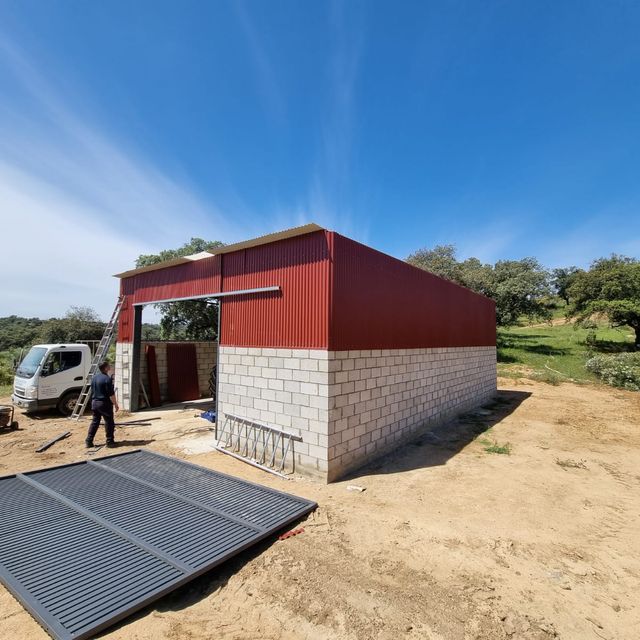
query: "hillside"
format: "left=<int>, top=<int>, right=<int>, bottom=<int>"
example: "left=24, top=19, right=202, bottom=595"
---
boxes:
left=498, top=318, right=636, bottom=384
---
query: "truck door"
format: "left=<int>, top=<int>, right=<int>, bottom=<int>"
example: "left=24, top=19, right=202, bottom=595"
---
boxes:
left=38, top=349, right=84, bottom=401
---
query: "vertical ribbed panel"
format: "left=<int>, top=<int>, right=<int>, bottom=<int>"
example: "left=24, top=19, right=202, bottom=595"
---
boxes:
left=118, top=257, right=221, bottom=341
left=131, top=256, right=221, bottom=305
left=117, top=229, right=494, bottom=350
left=329, top=233, right=496, bottom=350
left=117, top=232, right=329, bottom=348
left=0, top=451, right=316, bottom=640
left=219, top=231, right=330, bottom=348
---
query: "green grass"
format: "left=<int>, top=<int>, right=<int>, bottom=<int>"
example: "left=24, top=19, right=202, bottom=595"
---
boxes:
left=498, top=321, right=635, bottom=384
left=0, top=384, right=12, bottom=399
left=480, top=438, right=512, bottom=454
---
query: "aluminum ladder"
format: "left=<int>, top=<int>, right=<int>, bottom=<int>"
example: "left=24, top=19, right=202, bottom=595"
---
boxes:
left=70, top=296, right=125, bottom=421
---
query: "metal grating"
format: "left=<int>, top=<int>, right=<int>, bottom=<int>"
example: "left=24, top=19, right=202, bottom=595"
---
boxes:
left=0, top=450, right=316, bottom=640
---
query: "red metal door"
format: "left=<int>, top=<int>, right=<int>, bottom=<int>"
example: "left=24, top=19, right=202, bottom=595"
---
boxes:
left=166, top=343, right=200, bottom=402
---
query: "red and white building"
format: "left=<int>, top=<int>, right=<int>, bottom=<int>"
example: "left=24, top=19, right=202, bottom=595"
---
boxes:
left=115, top=224, right=496, bottom=481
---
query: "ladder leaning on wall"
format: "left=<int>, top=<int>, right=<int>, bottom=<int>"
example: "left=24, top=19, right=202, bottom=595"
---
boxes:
left=69, top=296, right=125, bottom=421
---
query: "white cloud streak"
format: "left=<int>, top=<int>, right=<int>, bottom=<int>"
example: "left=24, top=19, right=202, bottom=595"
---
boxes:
left=233, top=1, right=286, bottom=124
left=300, top=1, right=367, bottom=241
left=0, top=38, right=243, bottom=319
left=534, top=207, right=640, bottom=268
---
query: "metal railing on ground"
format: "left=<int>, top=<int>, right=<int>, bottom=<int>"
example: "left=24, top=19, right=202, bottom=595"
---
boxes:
left=214, top=413, right=302, bottom=478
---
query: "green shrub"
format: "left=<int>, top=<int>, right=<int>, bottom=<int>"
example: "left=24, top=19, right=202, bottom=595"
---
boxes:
left=0, top=357, right=14, bottom=386
left=530, top=370, right=563, bottom=385
left=586, top=352, right=640, bottom=391
left=480, top=438, right=512, bottom=455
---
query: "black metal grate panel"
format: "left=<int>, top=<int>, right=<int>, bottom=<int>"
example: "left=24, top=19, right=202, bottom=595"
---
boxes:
left=97, top=450, right=312, bottom=529
left=0, top=450, right=316, bottom=640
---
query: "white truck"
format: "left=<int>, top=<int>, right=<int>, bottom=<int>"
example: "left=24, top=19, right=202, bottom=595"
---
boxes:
left=12, top=344, right=92, bottom=416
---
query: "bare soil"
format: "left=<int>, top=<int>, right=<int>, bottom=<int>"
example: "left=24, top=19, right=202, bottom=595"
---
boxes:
left=1, top=378, right=639, bottom=640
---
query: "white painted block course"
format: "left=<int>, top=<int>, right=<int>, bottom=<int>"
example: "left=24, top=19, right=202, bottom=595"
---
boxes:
left=218, top=346, right=332, bottom=478
left=214, top=345, right=496, bottom=482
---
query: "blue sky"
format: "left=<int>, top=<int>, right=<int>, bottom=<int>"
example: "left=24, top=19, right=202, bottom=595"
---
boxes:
left=1, top=0, right=639, bottom=319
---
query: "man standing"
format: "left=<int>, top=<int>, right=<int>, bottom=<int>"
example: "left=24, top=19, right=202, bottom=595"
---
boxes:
left=85, top=361, right=119, bottom=448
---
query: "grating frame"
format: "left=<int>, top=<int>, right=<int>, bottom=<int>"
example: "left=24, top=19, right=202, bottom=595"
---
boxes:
left=0, top=450, right=316, bottom=640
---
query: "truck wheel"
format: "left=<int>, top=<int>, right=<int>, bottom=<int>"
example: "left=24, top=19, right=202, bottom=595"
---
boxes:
left=57, top=391, right=80, bottom=416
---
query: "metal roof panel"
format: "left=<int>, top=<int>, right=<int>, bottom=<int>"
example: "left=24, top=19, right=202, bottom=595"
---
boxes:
left=114, top=223, right=324, bottom=278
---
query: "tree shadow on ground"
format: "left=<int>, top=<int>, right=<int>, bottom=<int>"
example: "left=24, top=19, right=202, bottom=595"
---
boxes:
left=497, top=332, right=572, bottom=362
left=498, top=333, right=548, bottom=344
left=344, top=389, right=532, bottom=479
left=497, top=352, right=519, bottom=363
left=590, top=339, right=636, bottom=354
left=519, top=343, right=570, bottom=356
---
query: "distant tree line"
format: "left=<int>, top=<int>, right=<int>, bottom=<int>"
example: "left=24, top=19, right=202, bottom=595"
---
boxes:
left=0, top=307, right=161, bottom=354
left=0, top=307, right=104, bottom=352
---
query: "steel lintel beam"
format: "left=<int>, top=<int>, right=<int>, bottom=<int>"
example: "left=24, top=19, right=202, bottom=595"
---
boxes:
left=132, top=285, right=280, bottom=307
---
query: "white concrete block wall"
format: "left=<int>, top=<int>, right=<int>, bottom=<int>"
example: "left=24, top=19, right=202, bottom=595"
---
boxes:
left=115, top=341, right=216, bottom=410
left=217, top=345, right=496, bottom=481
left=326, top=346, right=497, bottom=480
left=139, top=341, right=216, bottom=402
left=217, top=346, right=330, bottom=478
left=120, top=342, right=496, bottom=480
left=115, top=341, right=132, bottom=409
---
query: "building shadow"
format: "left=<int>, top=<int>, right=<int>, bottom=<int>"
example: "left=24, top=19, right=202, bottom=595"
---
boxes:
left=344, top=389, right=532, bottom=480
left=133, top=398, right=216, bottom=414
left=112, top=438, right=156, bottom=447
left=18, top=409, right=60, bottom=421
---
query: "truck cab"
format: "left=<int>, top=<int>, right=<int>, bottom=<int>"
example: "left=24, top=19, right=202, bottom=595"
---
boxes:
left=12, top=344, right=92, bottom=416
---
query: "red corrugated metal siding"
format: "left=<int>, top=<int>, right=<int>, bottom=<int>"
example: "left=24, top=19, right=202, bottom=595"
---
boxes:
left=118, top=282, right=135, bottom=342
left=220, top=231, right=330, bottom=348
left=328, top=233, right=496, bottom=350
left=131, top=256, right=221, bottom=304
left=117, top=230, right=494, bottom=350
left=117, top=256, right=221, bottom=342
left=118, top=232, right=330, bottom=348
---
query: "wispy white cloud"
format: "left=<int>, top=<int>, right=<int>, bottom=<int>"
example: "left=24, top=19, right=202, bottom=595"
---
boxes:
left=534, top=205, right=640, bottom=268
left=233, top=1, right=285, bottom=124
left=0, top=163, right=143, bottom=316
left=297, top=1, right=366, bottom=241
left=0, top=37, right=245, bottom=319
left=422, top=201, right=640, bottom=269
left=455, top=221, right=522, bottom=264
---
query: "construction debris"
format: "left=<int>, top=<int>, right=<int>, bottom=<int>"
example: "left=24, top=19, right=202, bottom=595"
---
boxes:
left=87, top=445, right=105, bottom=456
left=0, top=406, right=18, bottom=431
left=346, top=484, right=366, bottom=492
left=115, top=417, right=161, bottom=426
left=35, top=431, right=70, bottom=453
left=278, top=527, right=305, bottom=540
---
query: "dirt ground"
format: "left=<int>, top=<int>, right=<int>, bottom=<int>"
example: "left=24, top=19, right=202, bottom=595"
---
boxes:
left=0, top=378, right=639, bottom=640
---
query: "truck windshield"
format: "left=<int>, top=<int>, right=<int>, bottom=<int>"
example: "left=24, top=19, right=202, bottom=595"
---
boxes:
left=16, top=347, right=47, bottom=379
